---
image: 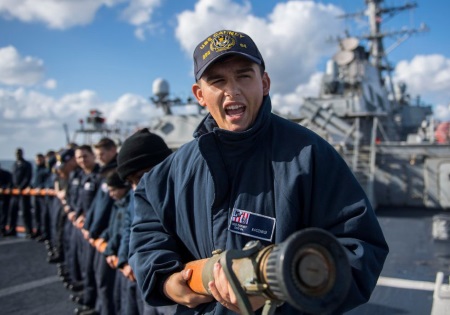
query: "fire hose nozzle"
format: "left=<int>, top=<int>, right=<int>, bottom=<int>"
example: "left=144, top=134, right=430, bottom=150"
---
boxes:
left=185, top=228, right=351, bottom=315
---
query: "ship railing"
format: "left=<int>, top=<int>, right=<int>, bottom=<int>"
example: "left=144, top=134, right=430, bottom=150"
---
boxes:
left=344, top=116, right=377, bottom=208
left=72, top=127, right=123, bottom=146
left=300, top=98, right=363, bottom=142
left=299, top=98, right=390, bottom=207
left=350, top=115, right=380, bottom=209
left=367, top=116, right=378, bottom=208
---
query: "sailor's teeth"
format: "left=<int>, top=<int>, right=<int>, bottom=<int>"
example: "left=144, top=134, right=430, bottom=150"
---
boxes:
left=227, top=105, right=243, bottom=110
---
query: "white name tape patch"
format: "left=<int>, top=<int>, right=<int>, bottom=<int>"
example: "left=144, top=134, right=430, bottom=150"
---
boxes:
left=228, top=208, right=275, bottom=242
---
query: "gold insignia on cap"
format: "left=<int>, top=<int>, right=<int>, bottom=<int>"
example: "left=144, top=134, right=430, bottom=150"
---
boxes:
left=210, top=33, right=236, bottom=52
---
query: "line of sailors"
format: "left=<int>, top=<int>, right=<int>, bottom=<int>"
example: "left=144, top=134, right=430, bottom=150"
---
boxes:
left=0, top=130, right=176, bottom=315
left=0, top=148, right=52, bottom=238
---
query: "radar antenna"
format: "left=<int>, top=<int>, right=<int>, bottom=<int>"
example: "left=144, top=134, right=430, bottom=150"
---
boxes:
left=338, top=0, right=428, bottom=80
left=150, top=78, right=202, bottom=115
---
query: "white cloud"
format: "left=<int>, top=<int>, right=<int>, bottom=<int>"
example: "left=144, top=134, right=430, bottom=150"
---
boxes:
left=175, top=0, right=344, bottom=94
left=271, top=72, right=323, bottom=117
left=0, top=0, right=161, bottom=38
left=0, top=88, right=162, bottom=160
left=121, top=0, right=163, bottom=40
left=434, top=104, right=450, bottom=121
left=120, top=0, right=162, bottom=25
left=394, top=54, right=450, bottom=108
left=135, top=27, right=147, bottom=41
left=108, top=93, right=161, bottom=123
left=0, top=0, right=124, bottom=30
left=43, top=79, right=57, bottom=89
left=0, top=46, right=44, bottom=86
left=134, top=23, right=160, bottom=41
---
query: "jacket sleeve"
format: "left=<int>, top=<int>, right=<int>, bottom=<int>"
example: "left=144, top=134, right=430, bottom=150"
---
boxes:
left=75, top=203, right=83, bottom=218
left=7, top=172, right=13, bottom=188
left=83, top=193, right=97, bottom=229
left=18, top=162, right=32, bottom=189
left=117, top=198, right=133, bottom=268
left=99, top=225, right=109, bottom=241
left=105, top=233, right=120, bottom=257
left=128, top=159, right=183, bottom=307
left=89, top=184, right=114, bottom=239
left=302, top=140, right=389, bottom=313
left=103, top=205, right=121, bottom=254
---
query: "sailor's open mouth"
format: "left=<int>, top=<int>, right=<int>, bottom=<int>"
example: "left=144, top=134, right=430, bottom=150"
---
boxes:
left=225, top=104, right=246, bottom=116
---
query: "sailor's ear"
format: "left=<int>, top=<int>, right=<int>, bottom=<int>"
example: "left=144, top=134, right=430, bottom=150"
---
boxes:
left=262, top=72, right=271, bottom=96
left=192, top=83, right=206, bottom=107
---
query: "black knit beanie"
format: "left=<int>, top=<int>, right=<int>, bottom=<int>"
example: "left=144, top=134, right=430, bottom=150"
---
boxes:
left=106, top=171, right=129, bottom=189
left=117, top=128, right=172, bottom=180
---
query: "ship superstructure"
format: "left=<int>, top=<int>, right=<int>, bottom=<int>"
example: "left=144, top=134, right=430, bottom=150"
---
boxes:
left=297, top=0, right=450, bottom=210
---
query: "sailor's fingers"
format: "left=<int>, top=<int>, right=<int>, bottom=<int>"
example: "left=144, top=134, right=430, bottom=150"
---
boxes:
left=163, top=269, right=213, bottom=308
left=209, top=263, right=240, bottom=313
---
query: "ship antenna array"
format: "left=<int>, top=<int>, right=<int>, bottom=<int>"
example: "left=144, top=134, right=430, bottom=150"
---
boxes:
left=150, top=78, right=201, bottom=115
left=337, top=0, right=427, bottom=77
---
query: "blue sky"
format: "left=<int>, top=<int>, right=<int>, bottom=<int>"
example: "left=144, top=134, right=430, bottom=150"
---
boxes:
left=0, top=0, right=449, bottom=161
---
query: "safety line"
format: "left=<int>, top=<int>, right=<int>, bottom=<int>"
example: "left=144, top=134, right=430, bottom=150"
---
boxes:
left=377, top=276, right=436, bottom=291
left=0, top=238, right=28, bottom=246
left=0, top=276, right=60, bottom=298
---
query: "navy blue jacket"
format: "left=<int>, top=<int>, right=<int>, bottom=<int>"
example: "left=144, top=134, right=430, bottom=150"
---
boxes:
left=129, top=96, right=389, bottom=314
left=66, top=167, right=83, bottom=211
left=33, top=165, right=49, bottom=188
left=84, top=179, right=114, bottom=238
left=75, top=164, right=101, bottom=218
left=12, top=159, right=32, bottom=189
left=0, top=168, right=12, bottom=189
left=101, top=191, right=130, bottom=257
left=117, top=194, right=134, bottom=268
left=85, top=157, right=118, bottom=238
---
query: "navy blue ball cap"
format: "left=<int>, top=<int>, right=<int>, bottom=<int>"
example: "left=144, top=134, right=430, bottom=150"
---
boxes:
left=58, top=149, right=74, bottom=163
left=193, top=30, right=265, bottom=81
left=55, top=148, right=74, bottom=169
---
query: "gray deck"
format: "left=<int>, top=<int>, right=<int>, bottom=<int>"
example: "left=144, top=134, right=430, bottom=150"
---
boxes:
left=347, top=208, right=449, bottom=315
left=0, top=238, right=74, bottom=315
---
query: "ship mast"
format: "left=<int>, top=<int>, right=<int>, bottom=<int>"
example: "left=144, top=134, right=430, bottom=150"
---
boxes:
left=340, top=0, right=425, bottom=83
left=367, top=0, right=418, bottom=75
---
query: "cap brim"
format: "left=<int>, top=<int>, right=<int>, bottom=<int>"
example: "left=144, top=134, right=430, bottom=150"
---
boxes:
left=195, top=52, right=263, bottom=81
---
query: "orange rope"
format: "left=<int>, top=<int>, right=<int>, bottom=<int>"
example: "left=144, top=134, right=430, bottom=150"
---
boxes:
left=0, top=188, right=56, bottom=196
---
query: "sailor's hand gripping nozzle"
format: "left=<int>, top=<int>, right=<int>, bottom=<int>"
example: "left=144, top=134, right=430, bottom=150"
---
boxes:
left=184, top=228, right=351, bottom=315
